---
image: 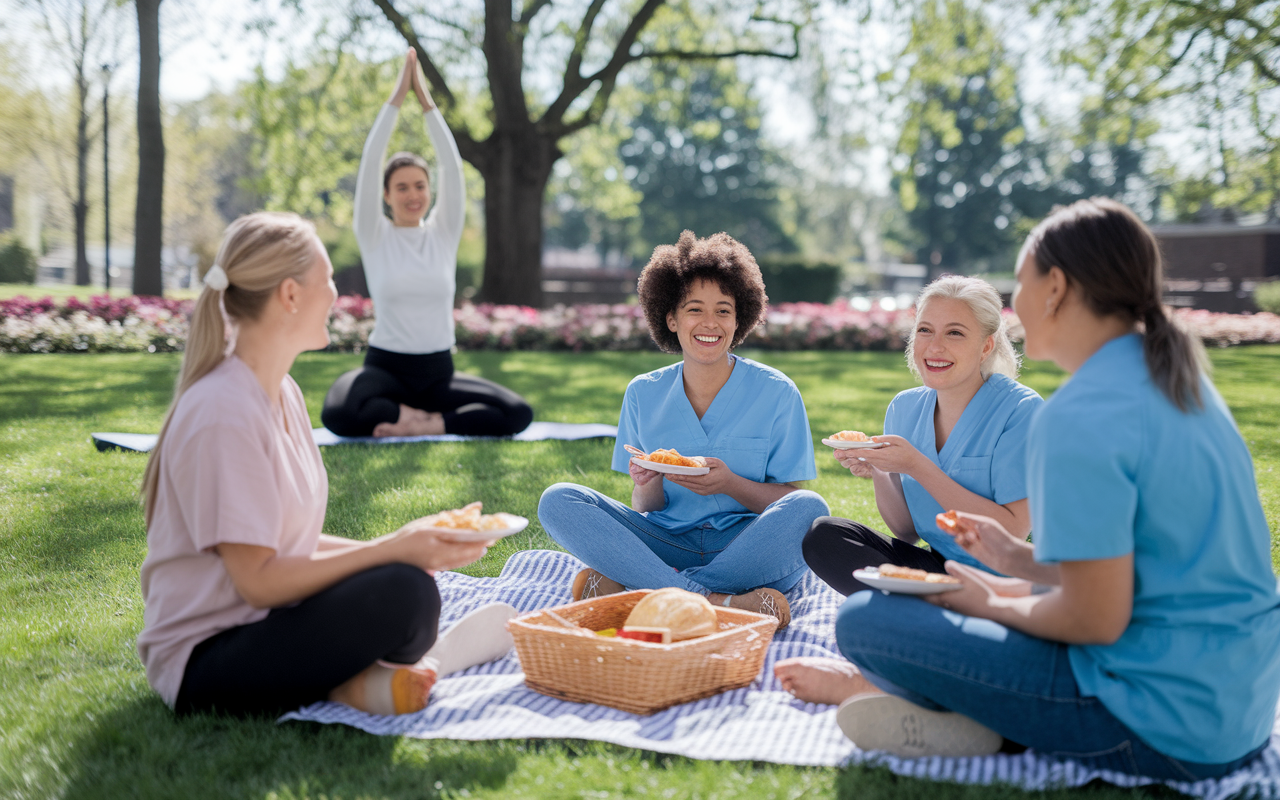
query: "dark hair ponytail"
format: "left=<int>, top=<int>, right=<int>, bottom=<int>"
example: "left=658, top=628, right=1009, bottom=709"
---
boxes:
left=1025, top=198, right=1208, bottom=412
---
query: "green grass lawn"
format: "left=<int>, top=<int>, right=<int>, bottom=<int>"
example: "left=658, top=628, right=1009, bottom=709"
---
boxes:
left=1, top=347, right=1277, bottom=799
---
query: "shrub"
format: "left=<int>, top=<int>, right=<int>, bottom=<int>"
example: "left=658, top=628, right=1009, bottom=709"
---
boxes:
left=0, top=237, right=37, bottom=284
left=755, top=256, right=842, bottom=304
left=1255, top=281, right=1280, bottom=315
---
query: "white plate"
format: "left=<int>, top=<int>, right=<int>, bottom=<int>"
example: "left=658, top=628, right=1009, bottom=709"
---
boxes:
left=631, top=457, right=710, bottom=476
left=853, top=567, right=962, bottom=595
left=427, top=514, right=529, bottom=542
left=821, top=438, right=887, bottom=450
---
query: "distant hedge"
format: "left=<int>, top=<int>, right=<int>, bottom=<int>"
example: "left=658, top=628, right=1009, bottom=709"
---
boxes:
left=756, top=256, right=842, bottom=304
left=0, top=237, right=37, bottom=284
left=1255, top=281, right=1280, bottom=315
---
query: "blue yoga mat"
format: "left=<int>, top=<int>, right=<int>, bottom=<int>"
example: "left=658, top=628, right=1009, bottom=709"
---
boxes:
left=92, top=421, right=618, bottom=453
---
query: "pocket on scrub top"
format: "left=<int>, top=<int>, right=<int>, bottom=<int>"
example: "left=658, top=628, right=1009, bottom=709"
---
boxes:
left=714, top=436, right=769, bottom=483
left=950, top=455, right=993, bottom=497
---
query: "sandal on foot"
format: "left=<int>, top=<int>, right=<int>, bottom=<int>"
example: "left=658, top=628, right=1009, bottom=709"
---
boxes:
left=571, top=568, right=625, bottom=601
left=719, top=588, right=791, bottom=629
left=836, top=692, right=1002, bottom=757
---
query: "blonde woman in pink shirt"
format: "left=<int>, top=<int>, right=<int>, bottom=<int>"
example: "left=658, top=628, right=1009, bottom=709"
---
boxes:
left=137, top=212, right=513, bottom=718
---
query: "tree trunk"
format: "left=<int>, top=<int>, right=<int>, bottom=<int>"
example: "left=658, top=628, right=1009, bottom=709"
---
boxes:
left=477, top=130, right=559, bottom=306
left=74, top=74, right=90, bottom=285
left=132, top=0, right=165, bottom=297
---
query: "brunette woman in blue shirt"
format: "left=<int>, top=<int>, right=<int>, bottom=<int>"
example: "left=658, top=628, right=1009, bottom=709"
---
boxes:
left=824, top=199, right=1280, bottom=778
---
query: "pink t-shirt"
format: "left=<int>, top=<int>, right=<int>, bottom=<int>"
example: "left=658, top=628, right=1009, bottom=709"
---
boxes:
left=136, top=356, right=328, bottom=706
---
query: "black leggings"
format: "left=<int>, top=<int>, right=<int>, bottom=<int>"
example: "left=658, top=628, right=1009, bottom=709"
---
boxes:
left=320, top=347, right=534, bottom=438
left=175, top=563, right=441, bottom=717
left=803, top=516, right=947, bottom=596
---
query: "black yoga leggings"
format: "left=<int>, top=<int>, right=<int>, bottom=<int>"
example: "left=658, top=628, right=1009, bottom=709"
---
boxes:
left=175, top=563, right=441, bottom=717
left=803, top=516, right=947, bottom=596
left=320, top=347, right=534, bottom=437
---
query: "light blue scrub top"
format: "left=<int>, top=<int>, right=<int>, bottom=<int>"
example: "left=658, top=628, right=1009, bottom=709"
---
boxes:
left=884, top=373, right=1042, bottom=569
left=1030, top=333, right=1280, bottom=764
left=611, top=355, right=817, bottom=532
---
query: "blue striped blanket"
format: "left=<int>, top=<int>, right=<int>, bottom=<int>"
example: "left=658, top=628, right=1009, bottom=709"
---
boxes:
left=281, top=549, right=1280, bottom=798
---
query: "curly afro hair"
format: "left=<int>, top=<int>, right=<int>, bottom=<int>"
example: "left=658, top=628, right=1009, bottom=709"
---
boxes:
left=638, top=230, right=768, bottom=354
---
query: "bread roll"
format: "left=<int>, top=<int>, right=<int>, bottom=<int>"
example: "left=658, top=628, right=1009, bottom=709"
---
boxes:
left=624, top=588, right=718, bottom=641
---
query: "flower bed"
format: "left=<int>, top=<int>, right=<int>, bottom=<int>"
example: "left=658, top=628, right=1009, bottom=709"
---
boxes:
left=2, top=294, right=1278, bottom=354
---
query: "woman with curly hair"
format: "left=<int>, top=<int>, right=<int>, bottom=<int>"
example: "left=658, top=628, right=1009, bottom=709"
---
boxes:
left=537, top=231, right=829, bottom=627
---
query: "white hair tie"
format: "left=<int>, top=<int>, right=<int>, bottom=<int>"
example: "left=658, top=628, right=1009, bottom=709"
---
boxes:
left=204, top=263, right=230, bottom=292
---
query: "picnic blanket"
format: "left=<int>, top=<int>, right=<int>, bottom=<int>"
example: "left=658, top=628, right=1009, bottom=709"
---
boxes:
left=281, top=549, right=1280, bottom=798
left=91, top=421, right=618, bottom=453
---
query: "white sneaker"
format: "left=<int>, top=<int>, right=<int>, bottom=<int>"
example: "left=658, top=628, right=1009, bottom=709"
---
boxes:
left=836, top=693, right=1002, bottom=758
left=416, top=602, right=518, bottom=677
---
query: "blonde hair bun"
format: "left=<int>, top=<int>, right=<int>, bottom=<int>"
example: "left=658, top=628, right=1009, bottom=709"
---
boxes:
left=624, top=588, right=718, bottom=641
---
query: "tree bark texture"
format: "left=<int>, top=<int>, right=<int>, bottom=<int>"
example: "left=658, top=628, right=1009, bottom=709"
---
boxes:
left=132, top=0, right=164, bottom=297
left=478, top=132, right=559, bottom=305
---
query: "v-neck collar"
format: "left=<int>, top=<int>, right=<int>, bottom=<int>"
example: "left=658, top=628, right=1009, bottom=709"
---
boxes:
left=675, top=354, right=744, bottom=443
left=927, top=375, right=997, bottom=467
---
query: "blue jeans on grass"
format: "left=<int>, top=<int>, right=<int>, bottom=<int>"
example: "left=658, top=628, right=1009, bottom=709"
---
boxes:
left=836, top=590, right=1268, bottom=781
left=538, top=482, right=829, bottom=595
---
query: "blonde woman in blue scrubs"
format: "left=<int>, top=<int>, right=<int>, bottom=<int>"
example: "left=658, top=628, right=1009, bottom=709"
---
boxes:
left=829, top=199, right=1280, bottom=777
left=776, top=275, right=1042, bottom=702
left=538, top=231, right=829, bottom=628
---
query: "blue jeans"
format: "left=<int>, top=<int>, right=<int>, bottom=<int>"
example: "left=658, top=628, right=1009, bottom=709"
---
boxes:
left=836, top=591, right=1268, bottom=780
left=537, top=482, right=829, bottom=595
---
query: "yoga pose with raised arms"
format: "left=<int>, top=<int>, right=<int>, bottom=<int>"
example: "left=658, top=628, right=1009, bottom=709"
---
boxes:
left=321, top=48, right=532, bottom=439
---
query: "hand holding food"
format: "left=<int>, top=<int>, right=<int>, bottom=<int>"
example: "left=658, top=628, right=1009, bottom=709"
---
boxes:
left=662, top=457, right=738, bottom=496
left=936, top=510, right=1028, bottom=577
left=851, top=434, right=926, bottom=476
left=386, top=517, right=489, bottom=572
left=833, top=447, right=875, bottom=477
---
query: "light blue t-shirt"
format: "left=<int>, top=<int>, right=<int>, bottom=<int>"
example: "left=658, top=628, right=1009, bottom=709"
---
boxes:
left=884, top=373, right=1042, bottom=569
left=1030, top=333, right=1280, bottom=764
left=611, top=355, right=817, bottom=532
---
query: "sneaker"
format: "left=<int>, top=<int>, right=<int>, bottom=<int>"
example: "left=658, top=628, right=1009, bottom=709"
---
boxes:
left=571, top=568, right=625, bottom=601
left=720, top=588, right=791, bottom=629
left=836, top=693, right=1002, bottom=757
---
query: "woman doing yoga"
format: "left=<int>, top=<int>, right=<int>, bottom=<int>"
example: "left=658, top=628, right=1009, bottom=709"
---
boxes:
left=800, top=199, right=1280, bottom=779
left=321, top=49, right=532, bottom=438
left=137, top=212, right=514, bottom=718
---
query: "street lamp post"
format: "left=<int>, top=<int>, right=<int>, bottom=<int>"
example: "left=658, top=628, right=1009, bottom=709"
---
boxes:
left=102, top=63, right=111, bottom=294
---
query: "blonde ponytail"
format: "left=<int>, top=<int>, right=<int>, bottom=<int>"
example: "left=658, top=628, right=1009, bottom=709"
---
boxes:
left=140, top=212, right=319, bottom=525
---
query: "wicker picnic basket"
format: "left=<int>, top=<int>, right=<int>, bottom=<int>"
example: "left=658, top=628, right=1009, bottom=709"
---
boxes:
left=507, top=589, right=779, bottom=715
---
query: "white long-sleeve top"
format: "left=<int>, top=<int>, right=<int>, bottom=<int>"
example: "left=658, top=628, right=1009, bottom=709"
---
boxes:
left=354, top=103, right=466, bottom=354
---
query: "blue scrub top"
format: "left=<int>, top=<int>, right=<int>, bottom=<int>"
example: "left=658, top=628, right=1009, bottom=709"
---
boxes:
left=884, top=373, right=1042, bottom=569
left=611, top=355, right=817, bottom=532
left=1030, top=333, right=1280, bottom=764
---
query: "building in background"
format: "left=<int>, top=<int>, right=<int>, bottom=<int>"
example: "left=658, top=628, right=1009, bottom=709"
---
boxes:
left=1155, top=225, right=1280, bottom=313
